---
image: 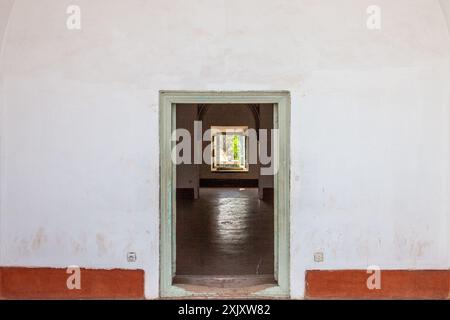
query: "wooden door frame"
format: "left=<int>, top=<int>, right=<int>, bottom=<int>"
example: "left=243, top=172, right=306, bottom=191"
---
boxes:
left=159, top=91, right=291, bottom=298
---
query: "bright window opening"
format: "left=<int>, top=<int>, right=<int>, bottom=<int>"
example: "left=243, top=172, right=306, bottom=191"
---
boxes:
left=211, top=126, right=249, bottom=172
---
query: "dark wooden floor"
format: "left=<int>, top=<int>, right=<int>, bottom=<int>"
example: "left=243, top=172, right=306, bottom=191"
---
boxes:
left=176, top=188, right=274, bottom=276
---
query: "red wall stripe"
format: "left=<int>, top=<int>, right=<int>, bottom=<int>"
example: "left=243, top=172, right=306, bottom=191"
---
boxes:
left=306, top=270, right=450, bottom=299
left=0, top=267, right=144, bottom=299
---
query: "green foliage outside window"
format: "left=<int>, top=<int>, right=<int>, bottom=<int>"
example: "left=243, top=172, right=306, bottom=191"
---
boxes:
left=232, top=135, right=240, bottom=160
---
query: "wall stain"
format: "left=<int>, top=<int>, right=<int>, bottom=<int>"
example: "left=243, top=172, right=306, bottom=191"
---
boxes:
left=96, top=234, right=109, bottom=256
left=71, top=240, right=86, bottom=254
left=31, top=227, right=47, bottom=250
left=410, top=241, right=431, bottom=257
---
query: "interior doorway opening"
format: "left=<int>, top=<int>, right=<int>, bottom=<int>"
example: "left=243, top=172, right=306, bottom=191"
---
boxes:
left=159, top=91, right=290, bottom=298
left=174, top=103, right=275, bottom=289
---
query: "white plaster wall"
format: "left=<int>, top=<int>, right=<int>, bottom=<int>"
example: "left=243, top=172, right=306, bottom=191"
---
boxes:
left=0, top=0, right=449, bottom=299
left=175, top=104, right=198, bottom=192
left=0, top=0, right=15, bottom=276
left=439, top=0, right=450, bottom=273
left=259, top=104, right=274, bottom=191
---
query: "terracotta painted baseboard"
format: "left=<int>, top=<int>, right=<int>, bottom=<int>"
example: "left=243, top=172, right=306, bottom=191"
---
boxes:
left=306, top=270, right=450, bottom=299
left=2, top=267, right=449, bottom=299
left=0, top=267, right=144, bottom=299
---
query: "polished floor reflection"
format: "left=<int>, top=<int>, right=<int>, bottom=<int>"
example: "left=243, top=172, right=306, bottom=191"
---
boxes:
left=176, top=188, right=274, bottom=276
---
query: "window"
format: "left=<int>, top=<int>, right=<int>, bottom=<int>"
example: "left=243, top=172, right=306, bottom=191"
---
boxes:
left=211, top=126, right=248, bottom=172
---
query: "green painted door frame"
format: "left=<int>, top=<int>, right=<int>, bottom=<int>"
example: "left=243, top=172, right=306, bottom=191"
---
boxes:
left=159, top=91, right=291, bottom=298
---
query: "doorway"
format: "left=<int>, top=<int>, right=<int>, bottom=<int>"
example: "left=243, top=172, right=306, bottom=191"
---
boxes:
left=159, top=91, right=290, bottom=298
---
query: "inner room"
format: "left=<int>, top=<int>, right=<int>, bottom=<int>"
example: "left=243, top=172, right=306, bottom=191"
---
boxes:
left=174, top=103, right=275, bottom=288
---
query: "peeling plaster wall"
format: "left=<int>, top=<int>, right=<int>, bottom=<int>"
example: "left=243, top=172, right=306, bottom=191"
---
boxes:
left=0, top=0, right=449, bottom=299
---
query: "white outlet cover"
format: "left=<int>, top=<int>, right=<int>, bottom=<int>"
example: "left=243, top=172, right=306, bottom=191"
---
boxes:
left=314, top=252, right=324, bottom=262
left=127, top=252, right=137, bottom=262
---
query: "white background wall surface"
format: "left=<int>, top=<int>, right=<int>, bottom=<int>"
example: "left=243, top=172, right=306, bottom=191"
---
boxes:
left=0, top=0, right=449, bottom=298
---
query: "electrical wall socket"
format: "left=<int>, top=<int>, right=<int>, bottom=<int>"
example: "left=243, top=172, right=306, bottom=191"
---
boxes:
left=127, top=252, right=137, bottom=262
left=314, top=252, right=324, bottom=262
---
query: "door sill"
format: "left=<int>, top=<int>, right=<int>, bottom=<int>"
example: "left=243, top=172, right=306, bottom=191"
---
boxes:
left=173, top=274, right=276, bottom=288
